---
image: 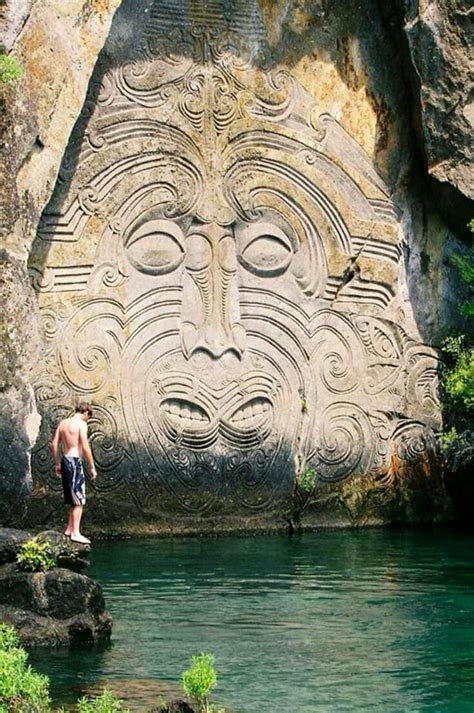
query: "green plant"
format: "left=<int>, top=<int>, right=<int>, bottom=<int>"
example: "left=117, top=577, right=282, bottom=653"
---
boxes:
left=0, top=54, right=22, bottom=87
left=77, top=688, right=127, bottom=713
left=439, top=426, right=459, bottom=452
left=442, top=336, right=474, bottom=410
left=298, top=465, right=318, bottom=493
left=16, top=539, right=55, bottom=572
left=0, top=625, right=19, bottom=652
left=156, top=696, right=168, bottom=712
left=182, top=653, right=217, bottom=713
left=439, top=222, right=474, bottom=446
left=0, top=625, right=51, bottom=712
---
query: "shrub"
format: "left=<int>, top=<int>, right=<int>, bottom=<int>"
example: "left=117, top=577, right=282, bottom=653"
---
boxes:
left=182, top=653, right=217, bottom=713
left=442, top=337, right=474, bottom=410
left=0, top=55, right=22, bottom=87
left=76, top=688, right=127, bottom=713
left=0, top=624, right=51, bottom=712
left=298, top=465, right=318, bottom=493
left=439, top=426, right=459, bottom=452
left=16, top=540, right=55, bottom=572
left=439, top=223, right=474, bottom=447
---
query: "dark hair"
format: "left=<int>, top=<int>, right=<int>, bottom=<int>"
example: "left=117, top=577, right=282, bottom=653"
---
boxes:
left=76, top=401, right=93, bottom=417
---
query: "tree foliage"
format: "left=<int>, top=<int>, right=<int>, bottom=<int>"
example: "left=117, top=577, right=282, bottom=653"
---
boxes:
left=440, top=221, right=474, bottom=446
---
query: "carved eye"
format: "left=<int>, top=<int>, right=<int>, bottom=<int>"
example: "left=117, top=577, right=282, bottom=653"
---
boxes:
left=125, top=220, right=184, bottom=275
left=238, top=224, right=292, bottom=277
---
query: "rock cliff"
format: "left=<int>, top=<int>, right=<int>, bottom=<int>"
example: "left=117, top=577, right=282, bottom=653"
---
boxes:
left=0, top=0, right=472, bottom=533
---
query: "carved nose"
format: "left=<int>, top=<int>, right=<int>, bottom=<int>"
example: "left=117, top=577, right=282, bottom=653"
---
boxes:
left=181, top=225, right=247, bottom=360
left=182, top=321, right=246, bottom=359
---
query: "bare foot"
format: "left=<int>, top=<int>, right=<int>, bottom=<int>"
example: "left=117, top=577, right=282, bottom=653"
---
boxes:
left=70, top=534, right=91, bottom=544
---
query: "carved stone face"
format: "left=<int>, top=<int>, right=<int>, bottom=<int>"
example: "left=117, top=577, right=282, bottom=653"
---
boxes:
left=28, top=0, right=441, bottom=518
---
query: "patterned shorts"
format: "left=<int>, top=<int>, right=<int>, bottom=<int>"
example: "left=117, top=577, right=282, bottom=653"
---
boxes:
left=61, top=455, right=86, bottom=506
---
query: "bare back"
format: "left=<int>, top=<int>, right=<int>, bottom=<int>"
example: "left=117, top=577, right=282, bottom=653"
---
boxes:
left=57, top=415, right=87, bottom=458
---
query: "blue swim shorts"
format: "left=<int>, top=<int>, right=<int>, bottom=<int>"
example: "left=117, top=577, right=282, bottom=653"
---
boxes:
left=61, top=455, right=86, bottom=506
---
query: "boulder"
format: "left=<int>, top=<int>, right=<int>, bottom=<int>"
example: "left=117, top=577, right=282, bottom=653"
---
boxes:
left=34, top=530, right=90, bottom=572
left=0, top=563, right=112, bottom=646
left=162, top=702, right=196, bottom=713
left=0, top=527, right=32, bottom=565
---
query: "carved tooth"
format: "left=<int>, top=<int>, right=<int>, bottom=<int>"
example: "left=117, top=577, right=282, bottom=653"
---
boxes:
left=170, top=404, right=180, bottom=416
left=253, top=401, right=263, bottom=415
left=182, top=405, right=192, bottom=420
left=243, top=405, right=253, bottom=421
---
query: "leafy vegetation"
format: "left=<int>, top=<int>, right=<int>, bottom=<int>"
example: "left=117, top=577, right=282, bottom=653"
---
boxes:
left=16, top=539, right=56, bottom=572
left=182, top=653, right=217, bottom=713
left=2, top=628, right=227, bottom=712
left=439, top=222, right=474, bottom=450
left=0, top=55, right=22, bottom=87
left=0, top=624, right=51, bottom=712
left=77, top=688, right=128, bottom=713
left=298, top=465, right=318, bottom=494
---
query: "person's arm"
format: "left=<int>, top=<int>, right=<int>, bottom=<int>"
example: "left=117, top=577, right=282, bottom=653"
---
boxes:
left=50, top=424, right=62, bottom=478
left=79, top=422, right=97, bottom=480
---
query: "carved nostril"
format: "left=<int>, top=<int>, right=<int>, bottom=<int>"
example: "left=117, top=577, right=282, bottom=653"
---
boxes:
left=181, top=322, right=244, bottom=360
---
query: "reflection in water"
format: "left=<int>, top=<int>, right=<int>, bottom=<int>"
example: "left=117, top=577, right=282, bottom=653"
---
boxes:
left=30, top=529, right=474, bottom=712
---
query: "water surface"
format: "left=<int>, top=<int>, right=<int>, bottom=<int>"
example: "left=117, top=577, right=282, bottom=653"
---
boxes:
left=30, top=528, right=474, bottom=711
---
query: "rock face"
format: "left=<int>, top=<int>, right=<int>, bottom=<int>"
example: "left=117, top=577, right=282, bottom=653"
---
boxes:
left=0, top=1, right=122, bottom=526
left=25, top=0, right=444, bottom=532
left=0, top=528, right=112, bottom=646
left=0, top=0, right=472, bottom=533
left=397, top=0, right=473, bottom=235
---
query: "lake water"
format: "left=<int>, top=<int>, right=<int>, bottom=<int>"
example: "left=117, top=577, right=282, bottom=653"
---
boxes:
left=29, top=528, right=474, bottom=712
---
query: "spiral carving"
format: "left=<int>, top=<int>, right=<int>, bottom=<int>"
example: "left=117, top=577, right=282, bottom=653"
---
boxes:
left=315, top=403, right=374, bottom=481
left=311, top=312, right=366, bottom=394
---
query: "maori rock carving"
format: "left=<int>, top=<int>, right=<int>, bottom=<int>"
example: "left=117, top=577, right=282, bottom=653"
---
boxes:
left=28, top=0, right=441, bottom=518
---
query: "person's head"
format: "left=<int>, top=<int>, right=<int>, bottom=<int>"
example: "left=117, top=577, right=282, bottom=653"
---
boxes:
left=76, top=401, right=93, bottom=420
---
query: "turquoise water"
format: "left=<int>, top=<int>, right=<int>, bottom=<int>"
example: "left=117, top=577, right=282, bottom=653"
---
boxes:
left=30, top=529, right=474, bottom=712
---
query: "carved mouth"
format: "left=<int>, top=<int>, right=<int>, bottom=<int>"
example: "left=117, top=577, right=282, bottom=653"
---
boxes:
left=162, top=399, right=210, bottom=426
left=160, top=395, right=274, bottom=450
left=228, top=397, right=272, bottom=428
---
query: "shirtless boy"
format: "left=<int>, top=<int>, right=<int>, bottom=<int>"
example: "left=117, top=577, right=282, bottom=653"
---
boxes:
left=50, top=402, right=97, bottom=544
